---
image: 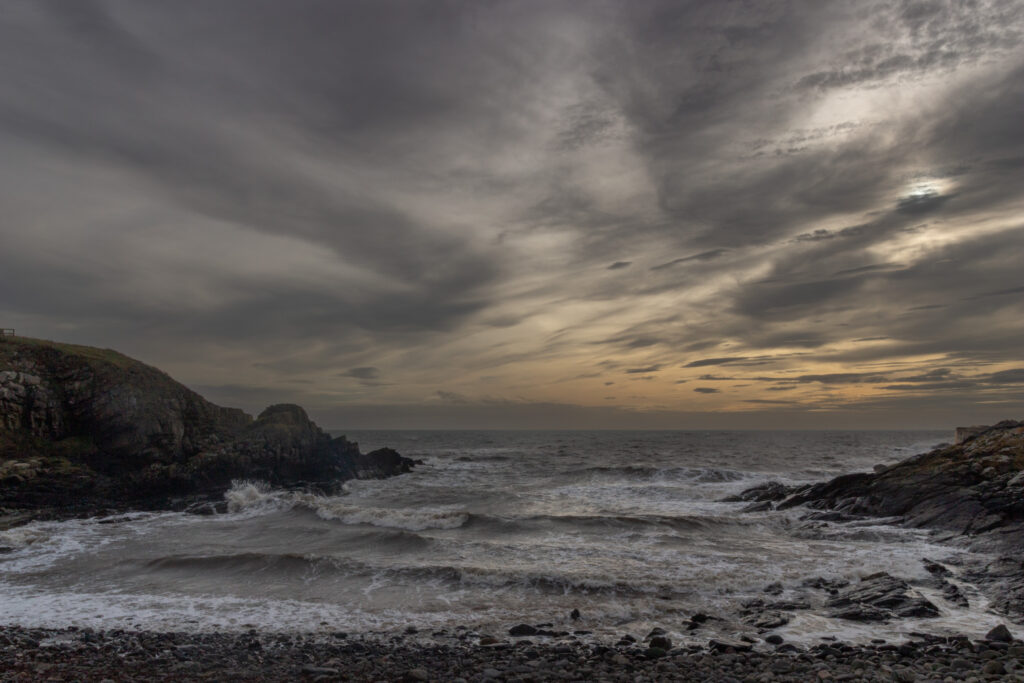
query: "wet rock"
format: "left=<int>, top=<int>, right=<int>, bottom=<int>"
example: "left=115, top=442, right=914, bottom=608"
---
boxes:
left=648, top=635, right=672, bottom=650
left=0, top=338, right=415, bottom=513
left=722, top=481, right=793, bottom=503
left=937, top=578, right=969, bottom=608
left=570, top=608, right=580, bottom=621
left=985, top=624, right=1013, bottom=642
left=802, top=576, right=850, bottom=592
left=709, top=638, right=753, bottom=653
left=983, top=659, right=1005, bottom=674
left=745, top=610, right=791, bottom=630
left=922, top=558, right=952, bottom=576
left=508, top=624, right=538, bottom=637
left=826, top=573, right=939, bottom=621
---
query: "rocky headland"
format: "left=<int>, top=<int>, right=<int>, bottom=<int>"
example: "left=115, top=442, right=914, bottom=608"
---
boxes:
left=728, top=419, right=1024, bottom=625
left=0, top=336, right=413, bottom=519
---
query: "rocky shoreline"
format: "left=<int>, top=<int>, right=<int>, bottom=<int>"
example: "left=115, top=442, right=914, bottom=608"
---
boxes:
left=2, top=623, right=1022, bottom=682
left=725, top=420, right=1024, bottom=625
left=0, top=337, right=414, bottom=520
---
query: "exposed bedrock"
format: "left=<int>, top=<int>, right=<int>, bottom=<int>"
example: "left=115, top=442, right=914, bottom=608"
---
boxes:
left=728, top=420, right=1024, bottom=621
left=0, top=337, right=414, bottom=514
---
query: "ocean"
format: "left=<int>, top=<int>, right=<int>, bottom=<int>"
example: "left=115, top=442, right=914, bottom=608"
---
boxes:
left=1, top=430, right=1017, bottom=644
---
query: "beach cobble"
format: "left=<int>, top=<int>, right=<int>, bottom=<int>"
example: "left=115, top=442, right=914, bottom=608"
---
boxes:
left=2, top=625, right=1023, bottom=682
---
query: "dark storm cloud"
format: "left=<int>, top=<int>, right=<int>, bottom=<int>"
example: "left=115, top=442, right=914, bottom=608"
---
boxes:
left=989, top=369, right=1024, bottom=384
left=684, top=357, right=749, bottom=368
left=0, top=0, right=509, bottom=339
left=650, top=249, right=729, bottom=271
left=2, top=0, right=1022, bottom=427
left=965, top=285, right=1024, bottom=300
left=343, top=367, right=380, bottom=380
left=625, top=365, right=663, bottom=374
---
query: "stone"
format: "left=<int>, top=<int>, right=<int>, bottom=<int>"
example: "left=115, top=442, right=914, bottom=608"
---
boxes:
left=649, top=635, right=672, bottom=650
left=403, top=669, right=430, bottom=682
left=721, top=481, right=793, bottom=503
left=709, top=639, right=753, bottom=653
left=508, top=624, right=538, bottom=637
left=985, top=624, right=1013, bottom=642
left=746, top=610, right=791, bottom=630
left=982, top=660, right=1005, bottom=675
left=826, top=573, right=939, bottom=621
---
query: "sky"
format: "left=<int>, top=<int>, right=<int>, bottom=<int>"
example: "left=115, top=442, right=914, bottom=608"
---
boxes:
left=1, top=0, right=1022, bottom=430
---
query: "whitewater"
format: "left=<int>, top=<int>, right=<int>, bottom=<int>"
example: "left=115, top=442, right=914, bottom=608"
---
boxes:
left=2, top=430, right=1019, bottom=645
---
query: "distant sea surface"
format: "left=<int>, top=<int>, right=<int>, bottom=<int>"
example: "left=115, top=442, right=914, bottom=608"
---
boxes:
left=2, top=430, right=1011, bottom=643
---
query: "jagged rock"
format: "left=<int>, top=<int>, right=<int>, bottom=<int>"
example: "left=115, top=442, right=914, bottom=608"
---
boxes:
left=766, top=419, right=1024, bottom=620
left=722, top=480, right=794, bottom=503
left=828, top=604, right=891, bottom=622
left=938, top=579, right=969, bottom=608
left=708, top=638, right=752, bottom=652
left=775, top=421, right=1024, bottom=551
left=0, top=337, right=414, bottom=512
left=802, top=576, right=850, bottom=593
left=922, top=559, right=952, bottom=576
left=745, top=610, right=791, bottom=630
left=825, top=573, right=939, bottom=621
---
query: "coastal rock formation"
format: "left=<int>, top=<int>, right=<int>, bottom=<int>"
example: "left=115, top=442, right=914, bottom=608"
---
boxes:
left=825, top=572, right=940, bottom=621
left=775, top=420, right=1024, bottom=552
left=0, top=337, right=413, bottom=513
left=729, top=420, right=1024, bottom=621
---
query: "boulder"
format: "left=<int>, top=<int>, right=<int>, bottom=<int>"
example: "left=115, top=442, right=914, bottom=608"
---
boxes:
left=985, top=624, right=1013, bottom=642
left=825, top=573, right=939, bottom=621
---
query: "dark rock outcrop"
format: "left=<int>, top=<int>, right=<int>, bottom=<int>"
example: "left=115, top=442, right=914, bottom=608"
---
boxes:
left=0, top=337, right=414, bottom=513
left=825, top=573, right=940, bottom=621
left=773, top=420, right=1024, bottom=553
left=728, top=420, right=1024, bottom=620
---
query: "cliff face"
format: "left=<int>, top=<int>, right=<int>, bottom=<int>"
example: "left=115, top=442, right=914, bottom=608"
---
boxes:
left=0, top=337, right=413, bottom=512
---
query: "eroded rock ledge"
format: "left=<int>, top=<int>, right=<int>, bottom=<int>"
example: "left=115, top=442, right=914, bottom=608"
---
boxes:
left=727, top=420, right=1024, bottom=620
left=0, top=337, right=414, bottom=516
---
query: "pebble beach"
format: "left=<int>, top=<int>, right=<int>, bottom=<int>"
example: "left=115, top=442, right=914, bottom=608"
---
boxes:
left=3, top=624, right=1023, bottom=682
